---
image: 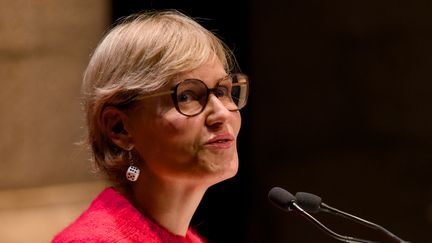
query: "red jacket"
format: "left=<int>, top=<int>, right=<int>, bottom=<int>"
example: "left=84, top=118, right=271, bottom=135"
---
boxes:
left=52, top=187, right=205, bottom=243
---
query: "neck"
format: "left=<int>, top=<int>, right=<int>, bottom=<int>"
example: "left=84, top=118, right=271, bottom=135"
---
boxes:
left=129, top=170, right=208, bottom=236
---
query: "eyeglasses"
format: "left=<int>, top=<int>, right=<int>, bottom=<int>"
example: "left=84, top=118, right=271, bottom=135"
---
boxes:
left=135, top=73, right=249, bottom=117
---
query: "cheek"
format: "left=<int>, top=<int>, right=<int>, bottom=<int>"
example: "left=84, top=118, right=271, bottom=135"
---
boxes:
left=233, top=112, right=242, bottom=137
left=155, top=110, right=202, bottom=152
left=161, top=110, right=194, bottom=135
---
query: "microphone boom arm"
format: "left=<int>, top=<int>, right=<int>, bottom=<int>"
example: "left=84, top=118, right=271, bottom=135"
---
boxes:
left=320, top=203, right=409, bottom=243
left=291, top=203, right=378, bottom=243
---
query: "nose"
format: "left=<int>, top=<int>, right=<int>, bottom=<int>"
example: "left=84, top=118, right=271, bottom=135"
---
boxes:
left=204, top=94, right=231, bottom=127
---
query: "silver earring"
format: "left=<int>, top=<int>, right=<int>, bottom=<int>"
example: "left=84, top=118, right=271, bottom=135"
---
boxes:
left=125, top=150, right=140, bottom=182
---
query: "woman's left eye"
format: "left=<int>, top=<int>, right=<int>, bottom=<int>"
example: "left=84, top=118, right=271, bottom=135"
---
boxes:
left=215, top=86, right=230, bottom=97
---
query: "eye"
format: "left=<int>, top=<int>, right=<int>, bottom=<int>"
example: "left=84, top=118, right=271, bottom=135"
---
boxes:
left=215, top=85, right=230, bottom=98
left=177, top=90, right=199, bottom=103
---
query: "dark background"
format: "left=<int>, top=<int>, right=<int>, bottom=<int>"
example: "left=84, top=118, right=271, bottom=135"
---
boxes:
left=112, top=1, right=432, bottom=242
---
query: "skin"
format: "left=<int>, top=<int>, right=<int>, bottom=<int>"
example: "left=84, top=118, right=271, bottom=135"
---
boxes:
left=103, top=57, right=242, bottom=236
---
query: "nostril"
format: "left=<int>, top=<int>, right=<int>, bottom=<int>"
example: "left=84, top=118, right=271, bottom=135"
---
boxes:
left=206, top=121, right=224, bottom=131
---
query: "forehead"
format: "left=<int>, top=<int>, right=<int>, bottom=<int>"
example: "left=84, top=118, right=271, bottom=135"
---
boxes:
left=175, top=57, right=227, bottom=86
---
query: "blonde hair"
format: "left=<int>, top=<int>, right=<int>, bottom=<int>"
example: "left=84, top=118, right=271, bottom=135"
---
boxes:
left=82, top=10, right=237, bottom=187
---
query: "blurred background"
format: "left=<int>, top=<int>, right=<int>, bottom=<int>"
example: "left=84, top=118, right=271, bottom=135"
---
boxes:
left=1, top=0, right=431, bottom=242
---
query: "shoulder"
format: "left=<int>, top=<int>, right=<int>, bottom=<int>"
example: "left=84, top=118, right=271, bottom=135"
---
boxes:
left=51, top=195, right=121, bottom=243
left=51, top=188, right=126, bottom=243
left=51, top=187, right=165, bottom=243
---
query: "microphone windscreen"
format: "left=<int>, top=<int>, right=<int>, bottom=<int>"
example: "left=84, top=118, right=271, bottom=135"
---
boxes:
left=268, top=187, right=296, bottom=212
left=295, top=192, right=322, bottom=213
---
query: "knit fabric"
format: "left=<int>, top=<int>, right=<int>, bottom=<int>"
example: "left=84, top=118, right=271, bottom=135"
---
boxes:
left=52, top=187, right=205, bottom=243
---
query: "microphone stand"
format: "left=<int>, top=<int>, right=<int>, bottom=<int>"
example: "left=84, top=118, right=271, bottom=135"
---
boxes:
left=320, top=203, right=410, bottom=243
left=290, top=202, right=378, bottom=243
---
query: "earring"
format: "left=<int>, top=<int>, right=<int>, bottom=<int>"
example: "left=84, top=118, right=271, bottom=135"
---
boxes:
left=125, top=149, right=140, bottom=182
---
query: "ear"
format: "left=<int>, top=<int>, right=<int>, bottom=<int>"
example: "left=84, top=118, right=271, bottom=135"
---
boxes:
left=101, top=106, right=134, bottom=150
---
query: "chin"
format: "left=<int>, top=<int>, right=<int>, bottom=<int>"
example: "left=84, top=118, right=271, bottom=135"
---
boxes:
left=193, top=151, right=239, bottom=185
left=208, top=157, right=239, bottom=184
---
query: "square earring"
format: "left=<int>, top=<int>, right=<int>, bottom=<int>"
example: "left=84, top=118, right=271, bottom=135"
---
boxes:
left=126, top=165, right=140, bottom=182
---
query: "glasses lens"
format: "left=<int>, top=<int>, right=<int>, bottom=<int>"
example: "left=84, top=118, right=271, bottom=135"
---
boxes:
left=173, top=74, right=249, bottom=116
left=225, top=73, right=249, bottom=111
left=175, top=79, right=208, bottom=116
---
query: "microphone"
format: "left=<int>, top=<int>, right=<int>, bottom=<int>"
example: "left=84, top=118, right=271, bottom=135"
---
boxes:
left=268, top=187, right=377, bottom=243
left=295, top=192, right=409, bottom=243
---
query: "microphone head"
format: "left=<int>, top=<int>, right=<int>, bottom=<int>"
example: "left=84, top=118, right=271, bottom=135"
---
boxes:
left=268, top=187, right=296, bottom=212
left=295, top=192, right=322, bottom=213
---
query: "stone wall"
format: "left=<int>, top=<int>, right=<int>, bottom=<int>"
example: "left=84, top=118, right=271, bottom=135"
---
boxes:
left=0, top=1, right=109, bottom=242
left=0, top=0, right=109, bottom=188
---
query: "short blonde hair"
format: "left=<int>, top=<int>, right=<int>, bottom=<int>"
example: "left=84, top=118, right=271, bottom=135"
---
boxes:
left=82, top=10, right=237, bottom=187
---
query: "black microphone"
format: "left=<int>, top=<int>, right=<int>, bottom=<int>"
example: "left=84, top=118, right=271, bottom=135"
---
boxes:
left=268, top=187, right=377, bottom=243
left=295, top=192, right=409, bottom=243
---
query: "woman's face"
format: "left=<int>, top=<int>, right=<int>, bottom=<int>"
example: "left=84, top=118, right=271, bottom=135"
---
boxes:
left=127, top=58, right=241, bottom=186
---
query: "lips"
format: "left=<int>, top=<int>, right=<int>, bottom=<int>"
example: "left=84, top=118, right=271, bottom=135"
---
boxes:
left=205, top=133, right=235, bottom=149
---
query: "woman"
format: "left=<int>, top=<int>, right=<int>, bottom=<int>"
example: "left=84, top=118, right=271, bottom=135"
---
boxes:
left=52, top=10, right=248, bottom=243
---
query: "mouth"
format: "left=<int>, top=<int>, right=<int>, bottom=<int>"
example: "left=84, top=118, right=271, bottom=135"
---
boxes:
left=205, top=133, right=235, bottom=149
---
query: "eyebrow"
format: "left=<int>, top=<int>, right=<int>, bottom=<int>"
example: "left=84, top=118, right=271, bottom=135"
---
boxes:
left=174, top=74, right=230, bottom=88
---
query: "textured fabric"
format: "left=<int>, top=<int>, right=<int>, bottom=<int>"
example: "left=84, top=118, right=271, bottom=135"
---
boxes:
left=52, top=187, right=205, bottom=243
